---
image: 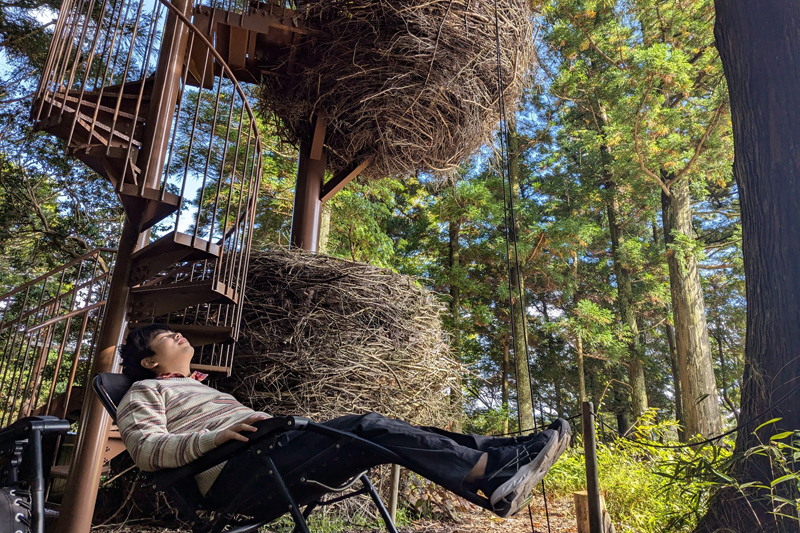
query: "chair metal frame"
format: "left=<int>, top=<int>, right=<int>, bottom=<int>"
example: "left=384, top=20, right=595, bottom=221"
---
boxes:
left=93, top=373, right=401, bottom=533
left=0, top=416, right=70, bottom=533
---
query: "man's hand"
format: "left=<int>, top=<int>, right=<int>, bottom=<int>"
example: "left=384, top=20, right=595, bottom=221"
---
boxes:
left=213, top=415, right=269, bottom=446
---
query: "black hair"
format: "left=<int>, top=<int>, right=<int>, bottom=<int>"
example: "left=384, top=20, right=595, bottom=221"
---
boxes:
left=119, top=324, right=174, bottom=382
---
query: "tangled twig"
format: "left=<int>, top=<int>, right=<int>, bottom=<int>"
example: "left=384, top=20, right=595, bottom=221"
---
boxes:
left=258, top=0, right=536, bottom=179
left=230, top=249, right=462, bottom=427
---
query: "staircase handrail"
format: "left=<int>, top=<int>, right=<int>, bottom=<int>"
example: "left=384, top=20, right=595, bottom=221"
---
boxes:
left=159, top=0, right=263, bottom=157
left=0, top=272, right=111, bottom=334
left=0, top=248, right=116, bottom=302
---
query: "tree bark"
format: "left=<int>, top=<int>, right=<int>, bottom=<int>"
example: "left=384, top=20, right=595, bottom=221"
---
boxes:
left=665, top=322, right=686, bottom=441
left=449, top=218, right=463, bottom=433
left=507, top=117, right=535, bottom=434
left=576, top=334, right=586, bottom=405
left=571, top=251, right=587, bottom=406
left=661, top=179, right=722, bottom=438
left=655, top=218, right=685, bottom=439
left=606, top=182, right=647, bottom=419
left=318, top=202, right=332, bottom=254
left=696, top=2, right=800, bottom=531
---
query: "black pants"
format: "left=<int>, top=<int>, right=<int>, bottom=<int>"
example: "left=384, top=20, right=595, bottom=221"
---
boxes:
left=206, top=413, right=520, bottom=512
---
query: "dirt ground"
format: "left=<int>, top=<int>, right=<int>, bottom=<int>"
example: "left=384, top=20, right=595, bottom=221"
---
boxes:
left=90, top=496, right=578, bottom=533
left=386, top=497, right=577, bottom=533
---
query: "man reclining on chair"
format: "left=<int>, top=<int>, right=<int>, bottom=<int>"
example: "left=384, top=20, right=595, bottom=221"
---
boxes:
left=116, top=324, right=570, bottom=518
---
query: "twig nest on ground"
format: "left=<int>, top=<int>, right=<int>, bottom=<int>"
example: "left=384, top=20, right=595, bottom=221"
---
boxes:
left=258, top=0, right=536, bottom=178
left=232, top=249, right=461, bottom=426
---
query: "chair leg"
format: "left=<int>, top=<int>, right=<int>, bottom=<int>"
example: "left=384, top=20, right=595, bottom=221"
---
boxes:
left=28, top=429, right=44, bottom=533
left=266, top=456, right=311, bottom=533
left=291, top=501, right=318, bottom=533
left=360, top=475, right=399, bottom=533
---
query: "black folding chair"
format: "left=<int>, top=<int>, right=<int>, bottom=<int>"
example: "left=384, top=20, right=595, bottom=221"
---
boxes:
left=93, top=373, right=402, bottom=533
left=0, top=415, right=70, bottom=533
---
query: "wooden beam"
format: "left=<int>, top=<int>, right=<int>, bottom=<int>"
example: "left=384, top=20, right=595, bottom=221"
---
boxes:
left=309, top=112, right=327, bottom=161
left=320, top=156, right=373, bottom=203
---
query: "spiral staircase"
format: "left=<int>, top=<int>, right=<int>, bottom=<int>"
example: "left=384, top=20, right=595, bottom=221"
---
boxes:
left=0, top=0, right=321, bottom=530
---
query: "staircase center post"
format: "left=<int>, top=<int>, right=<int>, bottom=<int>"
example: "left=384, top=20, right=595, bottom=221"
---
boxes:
left=55, top=220, right=139, bottom=533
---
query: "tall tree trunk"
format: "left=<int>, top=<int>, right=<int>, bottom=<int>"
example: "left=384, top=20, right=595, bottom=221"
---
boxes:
left=570, top=251, right=587, bottom=406
left=714, top=315, right=738, bottom=422
left=665, top=322, right=686, bottom=441
left=697, top=3, right=800, bottom=531
left=661, top=179, right=722, bottom=438
left=318, top=202, right=332, bottom=254
left=654, top=217, right=685, bottom=438
left=606, top=182, right=648, bottom=419
left=507, top=117, right=535, bottom=434
left=449, top=219, right=463, bottom=433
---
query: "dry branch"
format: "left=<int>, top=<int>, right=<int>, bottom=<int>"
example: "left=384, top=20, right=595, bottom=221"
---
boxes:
left=258, top=0, right=536, bottom=178
left=231, top=249, right=462, bottom=427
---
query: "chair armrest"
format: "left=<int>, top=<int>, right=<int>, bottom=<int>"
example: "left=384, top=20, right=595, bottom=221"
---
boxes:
left=149, top=416, right=307, bottom=491
left=0, top=416, right=70, bottom=446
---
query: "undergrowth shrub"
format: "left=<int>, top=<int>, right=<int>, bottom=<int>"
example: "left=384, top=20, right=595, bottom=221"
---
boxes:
left=546, top=412, right=730, bottom=533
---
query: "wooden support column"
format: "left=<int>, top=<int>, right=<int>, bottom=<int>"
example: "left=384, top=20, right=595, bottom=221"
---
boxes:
left=55, top=220, right=139, bottom=533
left=290, top=116, right=326, bottom=251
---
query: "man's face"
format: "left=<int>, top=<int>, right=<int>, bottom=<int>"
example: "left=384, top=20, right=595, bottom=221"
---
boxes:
left=140, top=330, right=195, bottom=372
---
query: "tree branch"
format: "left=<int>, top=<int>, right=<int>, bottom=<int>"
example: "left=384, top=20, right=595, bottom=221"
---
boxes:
left=666, top=101, right=727, bottom=187
left=565, top=11, right=626, bottom=71
left=632, top=79, right=671, bottom=197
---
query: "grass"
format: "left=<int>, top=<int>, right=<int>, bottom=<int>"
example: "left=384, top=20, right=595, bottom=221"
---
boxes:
left=545, top=414, right=721, bottom=533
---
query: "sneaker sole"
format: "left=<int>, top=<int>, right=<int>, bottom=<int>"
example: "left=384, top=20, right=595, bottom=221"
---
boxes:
left=551, top=418, right=572, bottom=461
left=489, top=428, right=561, bottom=518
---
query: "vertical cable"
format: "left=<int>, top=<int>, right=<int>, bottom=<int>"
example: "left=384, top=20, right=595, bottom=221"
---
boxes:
left=493, top=1, right=551, bottom=530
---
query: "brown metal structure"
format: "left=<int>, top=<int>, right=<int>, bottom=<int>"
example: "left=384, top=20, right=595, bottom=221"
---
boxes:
left=32, top=0, right=264, bottom=376
left=0, top=248, right=116, bottom=427
left=25, top=0, right=268, bottom=529
left=6, top=0, right=375, bottom=530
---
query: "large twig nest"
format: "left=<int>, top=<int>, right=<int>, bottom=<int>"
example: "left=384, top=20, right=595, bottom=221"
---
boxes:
left=258, top=0, right=536, bottom=178
left=231, top=250, right=461, bottom=426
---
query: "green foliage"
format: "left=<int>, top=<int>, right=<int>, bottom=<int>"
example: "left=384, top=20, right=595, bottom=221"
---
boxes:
left=548, top=414, right=724, bottom=532
left=549, top=415, right=800, bottom=532
left=463, top=405, right=515, bottom=437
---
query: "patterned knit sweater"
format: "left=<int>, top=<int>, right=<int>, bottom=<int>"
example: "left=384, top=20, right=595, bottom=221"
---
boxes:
left=117, top=377, right=270, bottom=495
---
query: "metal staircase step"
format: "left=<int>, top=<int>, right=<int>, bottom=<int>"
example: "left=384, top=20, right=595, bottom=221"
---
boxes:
left=30, top=385, right=84, bottom=422
left=38, top=93, right=143, bottom=147
left=128, top=281, right=237, bottom=322
left=187, top=4, right=314, bottom=86
left=129, top=231, right=221, bottom=286
left=49, top=427, right=126, bottom=480
left=51, top=92, right=146, bottom=123
left=80, top=77, right=155, bottom=100
left=118, top=184, right=181, bottom=232
left=159, top=323, right=234, bottom=347
left=189, top=363, right=232, bottom=378
left=103, top=428, right=127, bottom=467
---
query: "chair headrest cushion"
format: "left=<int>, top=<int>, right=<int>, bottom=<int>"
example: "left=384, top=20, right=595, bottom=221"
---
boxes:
left=93, top=373, right=134, bottom=420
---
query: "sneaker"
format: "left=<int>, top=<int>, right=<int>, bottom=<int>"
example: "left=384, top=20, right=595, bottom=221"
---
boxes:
left=486, top=419, right=571, bottom=517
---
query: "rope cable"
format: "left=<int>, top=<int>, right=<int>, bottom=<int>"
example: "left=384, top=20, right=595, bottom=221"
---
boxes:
left=492, top=2, right=550, bottom=531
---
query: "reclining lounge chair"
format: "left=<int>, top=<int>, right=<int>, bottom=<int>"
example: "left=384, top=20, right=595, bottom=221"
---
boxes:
left=93, top=372, right=408, bottom=533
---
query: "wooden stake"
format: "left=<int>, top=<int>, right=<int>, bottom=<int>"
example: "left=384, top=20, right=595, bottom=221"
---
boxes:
left=582, top=402, right=602, bottom=533
left=388, top=464, right=401, bottom=523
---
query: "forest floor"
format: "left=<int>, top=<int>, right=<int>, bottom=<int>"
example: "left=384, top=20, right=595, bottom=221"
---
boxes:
left=91, top=496, right=578, bottom=533
left=383, top=497, right=577, bottom=533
